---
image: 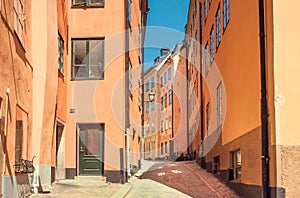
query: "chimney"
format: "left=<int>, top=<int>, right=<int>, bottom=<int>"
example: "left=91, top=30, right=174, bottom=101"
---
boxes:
left=160, top=47, right=170, bottom=56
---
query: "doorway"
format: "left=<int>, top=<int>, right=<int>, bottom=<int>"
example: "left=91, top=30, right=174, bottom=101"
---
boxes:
left=78, top=124, right=104, bottom=175
left=56, top=120, right=65, bottom=180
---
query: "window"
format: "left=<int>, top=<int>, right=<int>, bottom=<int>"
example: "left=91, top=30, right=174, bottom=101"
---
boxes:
left=161, top=121, right=164, bottom=132
left=165, top=142, right=168, bottom=153
left=58, top=33, right=64, bottom=73
left=164, top=93, right=167, bottom=108
left=151, top=100, right=155, bottom=110
left=205, top=42, right=209, bottom=75
left=206, top=102, right=210, bottom=133
left=72, top=0, right=104, bottom=7
left=204, top=0, right=208, bottom=20
left=14, top=0, right=25, bottom=43
left=210, top=26, right=215, bottom=62
left=168, top=67, right=172, bottom=80
left=231, top=150, right=241, bottom=179
left=169, top=89, right=173, bottom=104
left=213, top=156, right=220, bottom=174
left=151, top=76, right=155, bottom=88
left=15, top=120, right=23, bottom=162
left=217, top=82, right=222, bottom=127
left=223, top=0, right=230, bottom=30
left=216, top=6, right=221, bottom=48
left=146, top=102, right=150, bottom=112
left=160, top=76, right=163, bottom=87
left=127, top=0, right=132, bottom=25
left=163, top=72, right=167, bottom=84
left=72, top=39, right=104, bottom=80
left=165, top=118, right=168, bottom=130
left=161, top=97, right=164, bottom=110
left=145, top=81, right=149, bottom=91
left=161, top=143, right=164, bottom=154
left=129, top=60, right=133, bottom=95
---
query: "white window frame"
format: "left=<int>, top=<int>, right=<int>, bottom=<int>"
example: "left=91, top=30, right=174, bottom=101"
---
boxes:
left=210, top=26, right=215, bottom=62
left=216, top=6, right=221, bottom=48
left=14, top=0, right=25, bottom=44
left=223, top=0, right=230, bottom=30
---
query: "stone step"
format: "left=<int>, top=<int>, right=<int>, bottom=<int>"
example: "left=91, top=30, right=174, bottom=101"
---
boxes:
left=74, top=176, right=106, bottom=182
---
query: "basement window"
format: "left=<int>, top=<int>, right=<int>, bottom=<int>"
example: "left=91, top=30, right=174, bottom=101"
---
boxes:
left=231, top=150, right=241, bottom=179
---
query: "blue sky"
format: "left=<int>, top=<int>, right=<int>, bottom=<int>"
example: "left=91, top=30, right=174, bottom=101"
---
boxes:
left=144, top=0, right=189, bottom=69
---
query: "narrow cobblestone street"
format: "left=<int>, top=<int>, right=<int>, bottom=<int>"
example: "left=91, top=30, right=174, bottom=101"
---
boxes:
left=30, top=160, right=239, bottom=198
left=141, top=161, right=240, bottom=198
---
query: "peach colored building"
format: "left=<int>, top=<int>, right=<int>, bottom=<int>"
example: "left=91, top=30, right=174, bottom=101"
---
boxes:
left=66, top=0, right=148, bottom=183
left=0, top=0, right=147, bottom=196
left=184, top=0, right=300, bottom=197
left=0, top=0, right=68, bottom=196
left=143, top=44, right=188, bottom=160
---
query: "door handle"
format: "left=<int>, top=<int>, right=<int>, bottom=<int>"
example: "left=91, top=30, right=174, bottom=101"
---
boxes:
left=80, top=147, right=84, bottom=152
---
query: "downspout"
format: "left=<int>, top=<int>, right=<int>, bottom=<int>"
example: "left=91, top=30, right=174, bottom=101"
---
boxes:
left=258, top=0, right=270, bottom=197
left=199, top=3, right=205, bottom=168
left=185, top=43, right=190, bottom=156
left=124, top=0, right=130, bottom=181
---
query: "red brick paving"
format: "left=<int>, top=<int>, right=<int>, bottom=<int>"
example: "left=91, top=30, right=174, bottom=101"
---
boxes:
left=141, top=161, right=240, bottom=198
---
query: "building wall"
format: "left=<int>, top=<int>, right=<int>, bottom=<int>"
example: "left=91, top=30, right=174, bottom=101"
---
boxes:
left=173, top=47, right=188, bottom=156
left=185, top=0, right=202, bottom=159
left=183, top=0, right=282, bottom=197
left=66, top=0, right=146, bottom=182
left=272, top=0, right=300, bottom=197
left=144, top=67, right=158, bottom=160
left=0, top=0, right=33, bottom=196
left=157, top=59, right=174, bottom=159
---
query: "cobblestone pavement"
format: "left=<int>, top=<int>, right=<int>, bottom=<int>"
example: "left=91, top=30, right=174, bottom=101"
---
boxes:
left=141, top=160, right=241, bottom=198
left=29, top=160, right=239, bottom=198
left=29, top=179, right=122, bottom=198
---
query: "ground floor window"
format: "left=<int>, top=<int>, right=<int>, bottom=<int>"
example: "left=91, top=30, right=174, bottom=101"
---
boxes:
left=231, top=150, right=241, bottom=179
left=161, top=143, right=164, bottom=154
left=213, top=156, right=220, bottom=174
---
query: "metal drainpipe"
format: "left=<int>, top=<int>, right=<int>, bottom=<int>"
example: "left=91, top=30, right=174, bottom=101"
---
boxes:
left=199, top=2, right=205, bottom=168
left=185, top=43, right=190, bottom=156
left=258, top=0, right=270, bottom=197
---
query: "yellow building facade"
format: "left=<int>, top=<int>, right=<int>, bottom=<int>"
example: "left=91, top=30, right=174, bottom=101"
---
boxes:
left=185, top=0, right=300, bottom=197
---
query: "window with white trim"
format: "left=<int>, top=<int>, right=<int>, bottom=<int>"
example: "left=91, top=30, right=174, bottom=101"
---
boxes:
left=58, top=33, right=64, bottom=73
left=210, top=26, right=215, bottom=62
left=223, top=0, right=230, bottom=30
left=14, top=0, right=25, bottom=43
left=204, top=0, right=208, bottom=20
left=216, top=6, right=221, bottom=48
left=205, top=42, right=209, bottom=75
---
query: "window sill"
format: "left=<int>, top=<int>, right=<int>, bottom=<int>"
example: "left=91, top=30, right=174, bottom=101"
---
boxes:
left=70, top=77, right=104, bottom=81
left=71, top=4, right=104, bottom=9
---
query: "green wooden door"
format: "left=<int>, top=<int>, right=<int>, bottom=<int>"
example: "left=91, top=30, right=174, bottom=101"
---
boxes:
left=78, top=124, right=104, bottom=175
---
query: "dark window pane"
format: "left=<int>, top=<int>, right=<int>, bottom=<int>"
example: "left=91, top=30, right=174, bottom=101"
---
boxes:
left=84, top=129, right=100, bottom=156
left=90, top=0, right=102, bottom=4
left=74, top=40, right=86, bottom=53
left=74, top=53, right=87, bottom=65
left=89, top=40, right=101, bottom=53
left=73, top=0, right=85, bottom=5
left=89, top=66, right=102, bottom=78
left=73, top=66, right=87, bottom=78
